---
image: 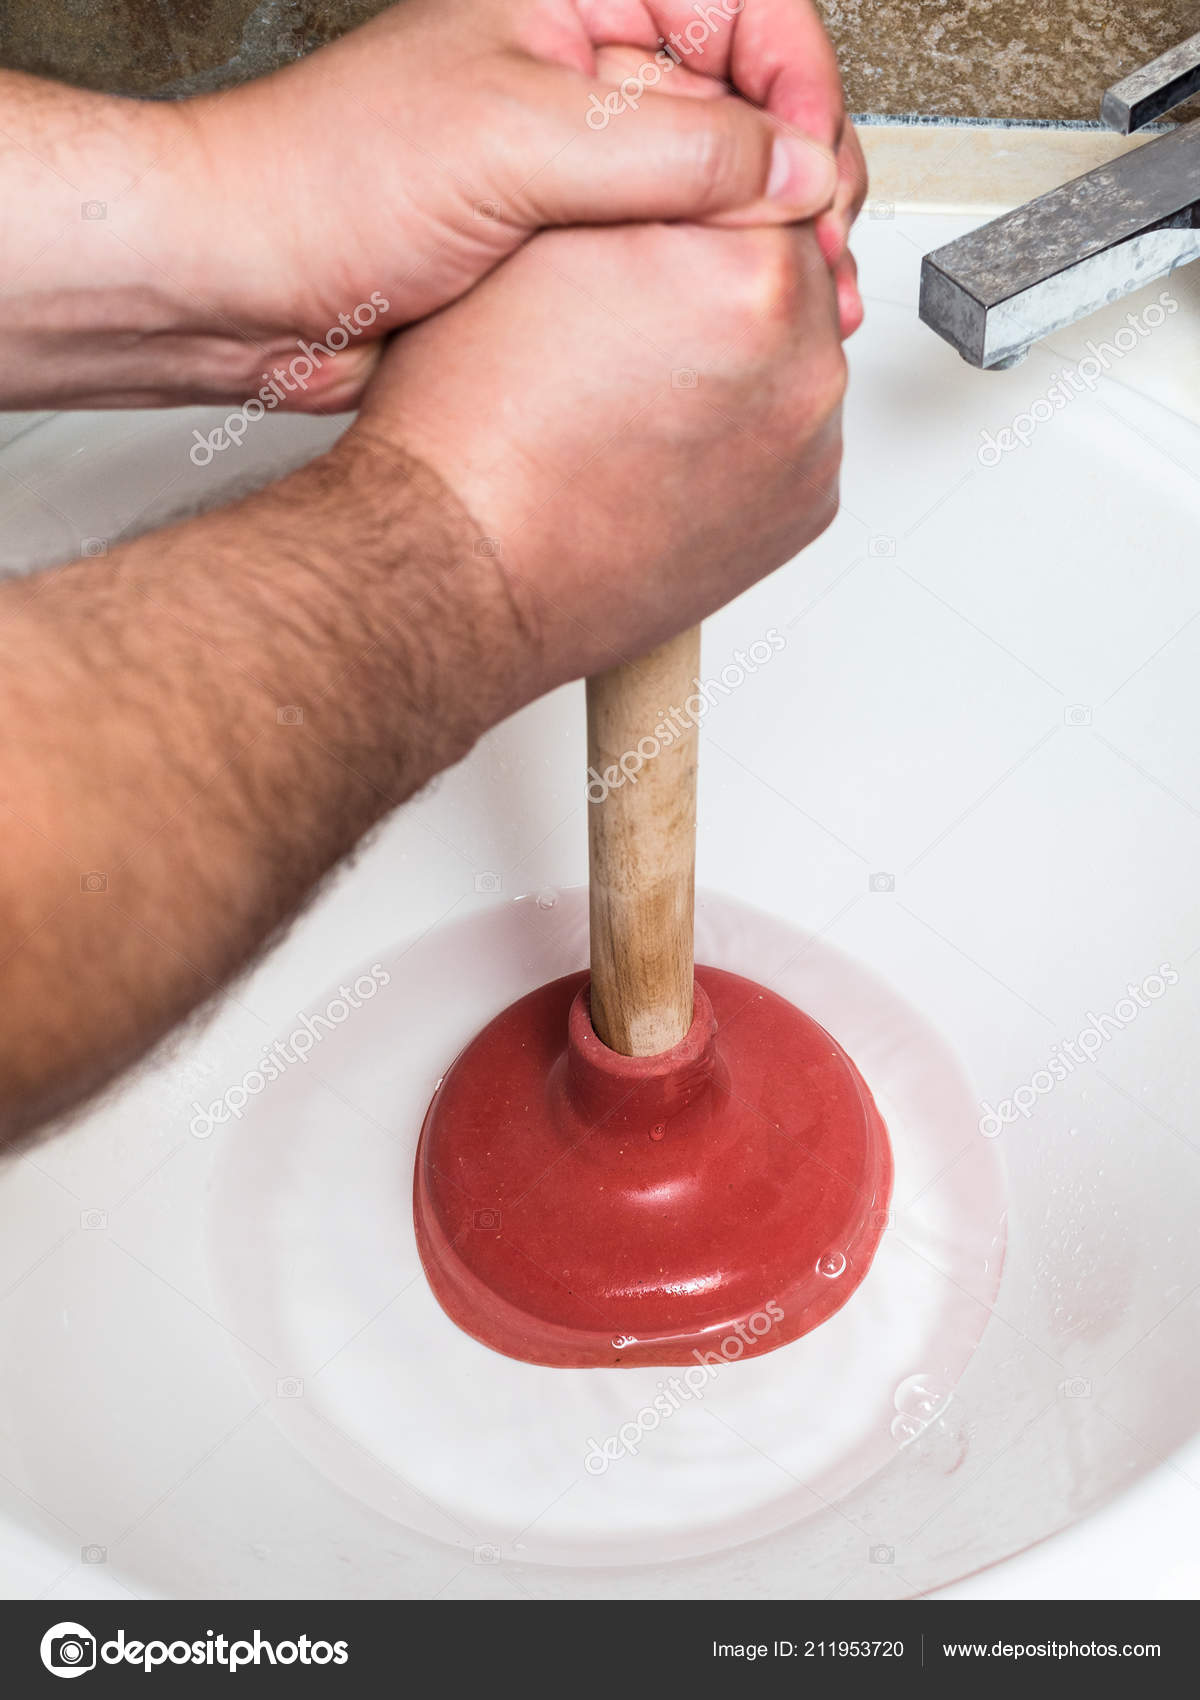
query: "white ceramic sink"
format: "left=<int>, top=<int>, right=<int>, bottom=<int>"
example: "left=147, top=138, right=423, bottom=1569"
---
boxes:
left=2, top=199, right=1199, bottom=1601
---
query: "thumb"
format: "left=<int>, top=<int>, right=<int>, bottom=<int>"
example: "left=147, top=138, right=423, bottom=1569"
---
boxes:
left=516, top=67, right=839, bottom=229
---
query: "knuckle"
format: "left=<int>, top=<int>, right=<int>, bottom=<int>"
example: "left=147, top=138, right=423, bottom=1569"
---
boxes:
left=787, top=418, right=844, bottom=531
left=812, top=344, right=849, bottom=416
left=813, top=453, right=843, bottom=525
left=772, top=356, right=845, bottom=471
left=702, top=230, right=800, bottom=340
left=688, top=109, right=771, bottom=213
left=742, top=232, right=800, bottom=323
left=784, top=323, right=848, bottom=428
left=813, top=439, right=845, bottom=521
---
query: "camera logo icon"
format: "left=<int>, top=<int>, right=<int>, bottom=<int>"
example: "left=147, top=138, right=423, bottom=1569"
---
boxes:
left=868, top=535, right=897, bottom=558
left=474, top=1543, right=502, bottom=1564
left=474, top=871, right=502, bottom=894
left=1062, top=1377, right=1092, bottom=1398
left=671, top=368, right=699, bottom=389
left=276, top=705, right=304, bottom=725
left=80, top=538, right=108, bottom=558
left=1064, top=704, right=1092, bottom=727
left=473, top=1208, right=501, bottom=1231
left=474, top=537, right=502, bottom=557
left=80, top=872, right=108, bottom=894
left=869, top=872, right=895, bottom=893
left=869, top=1544, right=895, bottom=1565
left=40, top=1622, right=96, bottom=1677
left=81, top=201, right=107, bottom=220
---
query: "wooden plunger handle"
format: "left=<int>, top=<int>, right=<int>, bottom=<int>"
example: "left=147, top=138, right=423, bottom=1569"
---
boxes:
left=587, top=626, right=700, bottom=1057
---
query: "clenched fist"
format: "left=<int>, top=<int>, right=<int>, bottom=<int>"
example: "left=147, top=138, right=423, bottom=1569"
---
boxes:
left=353, top=214, right=846, bottom=696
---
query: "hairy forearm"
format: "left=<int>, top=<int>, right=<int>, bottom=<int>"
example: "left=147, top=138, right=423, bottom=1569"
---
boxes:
left=0, top=434, right=525, bottom=1142
left=0, top=69, right=307, bottom=408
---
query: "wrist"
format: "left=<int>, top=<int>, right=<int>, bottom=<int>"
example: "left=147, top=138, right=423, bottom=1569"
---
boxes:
left=265, top=429, right=541, bottom=784
left=0, top=75, right=323, bottom=409
left=147, top=85, right=383, bottom=412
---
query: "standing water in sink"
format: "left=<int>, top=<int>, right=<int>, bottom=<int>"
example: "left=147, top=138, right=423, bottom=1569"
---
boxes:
left=209, top=889, right=1005, bottom=1568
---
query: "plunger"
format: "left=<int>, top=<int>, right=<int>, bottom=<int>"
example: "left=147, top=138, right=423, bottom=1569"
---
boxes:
left=414, top=628, right=893, bottom=1368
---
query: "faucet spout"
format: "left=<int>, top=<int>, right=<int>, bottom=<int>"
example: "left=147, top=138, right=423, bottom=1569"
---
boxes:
left=920, top=120, right=1200, bottom=369
left=1101, top=29, right=1200, bottom=133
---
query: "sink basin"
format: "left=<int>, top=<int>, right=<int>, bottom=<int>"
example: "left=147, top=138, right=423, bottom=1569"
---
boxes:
left=2, top=196, right=1198, bottom=1602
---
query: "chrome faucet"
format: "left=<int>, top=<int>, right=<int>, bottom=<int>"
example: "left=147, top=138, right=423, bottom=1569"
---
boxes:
left=919, top=32, right=1200, bottom=369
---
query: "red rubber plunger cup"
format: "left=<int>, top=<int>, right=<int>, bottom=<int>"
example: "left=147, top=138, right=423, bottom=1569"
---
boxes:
left=414, top=630, right=892, bottom=1368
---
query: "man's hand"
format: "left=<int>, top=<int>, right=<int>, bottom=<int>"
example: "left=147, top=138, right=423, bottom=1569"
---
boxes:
left=354, top=214, right=847, bottom=686
left=0, top=0, right=861, bottom=408
left=208, top=0, right=855, bottom=357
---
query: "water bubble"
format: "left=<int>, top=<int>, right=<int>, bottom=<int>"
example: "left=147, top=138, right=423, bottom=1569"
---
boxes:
left=535, top=891, right=558, bottom=910
left=890, top=1413, right=925, bottom=1445
left=894, top=1372, right=950, bottom=1422
left=649, top=1123, right=666, bottom=1142
left=817, top=1252, right=847, bottom=1279
left=611, top=1334, right=637, bottom=1350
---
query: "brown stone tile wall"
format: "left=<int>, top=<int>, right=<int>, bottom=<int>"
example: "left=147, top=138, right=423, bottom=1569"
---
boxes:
left=1, top=1, right=1198, bottom=119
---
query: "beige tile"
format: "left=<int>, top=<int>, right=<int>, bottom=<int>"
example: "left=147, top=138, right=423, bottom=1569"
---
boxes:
left=859, top=120, right=1156, bottom=215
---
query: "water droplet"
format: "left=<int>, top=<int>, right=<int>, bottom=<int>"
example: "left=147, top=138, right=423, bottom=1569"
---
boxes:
left=925, top=1414, right=971, bottom=1473
left=650, top=1123, right=666, bottom=1141
left=611, top=1334, right=637, bottom=1349
left=535, top=891, right=558, bottom=910
left=817, top=1251, right=846, bottom=1279
left=890, top=1413, right=925, bottom=1445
